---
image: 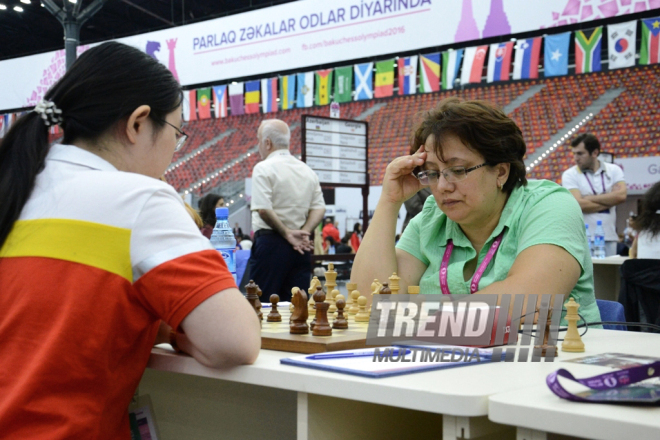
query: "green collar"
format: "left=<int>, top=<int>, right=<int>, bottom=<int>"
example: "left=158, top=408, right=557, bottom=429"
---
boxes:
left=441, top=184, right=524, bottom=250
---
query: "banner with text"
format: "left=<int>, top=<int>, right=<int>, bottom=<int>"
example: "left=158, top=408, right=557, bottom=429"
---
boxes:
left=1, top=0, right=657, bottom=110
left=614, top=156, right=660, bottom=195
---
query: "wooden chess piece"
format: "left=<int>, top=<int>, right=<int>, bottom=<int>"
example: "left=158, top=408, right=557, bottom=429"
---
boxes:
left=245, top=280, right=260, bottom=318
left=346, top=282, right=357, bottom=308
left=289, top=287, right=309, bottom=334
left=379, top=282, right=391, bottom=295
left=312, top=285, right=332, bottom=336
left=267, top=294, right=282, bottom=322
left=562, top=298, right=585, bottom=352
left=290, top=287, right=298, bottom=316
left=407, top=286, right=420, bottom=294
left=256, top=288, right=263, bottom=321
left=349, top=290, right=360, bottom=315
left=388, top=272, right=401, bottom=294
left=355, top=295, right=370, bottom=322
left=324, top=264, right=337, bottom=312
left=333, top=297, right=348, bottom=329
left=308, top=277, right=319, bottom=316
left=371, top=279, right=382, bottom=296
left=329, top=289, right=340, bottom=315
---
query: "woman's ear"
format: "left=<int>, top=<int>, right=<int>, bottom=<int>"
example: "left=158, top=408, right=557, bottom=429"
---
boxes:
left=125, top=105, right=152, bottom=144
left=497, top=163, right=511, bottom=184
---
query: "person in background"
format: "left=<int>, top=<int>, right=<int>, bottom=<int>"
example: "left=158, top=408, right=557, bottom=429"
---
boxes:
left=233, top=222, right=243, bottom=238
left=322, top=218, right=340, bottom=251
left=402, top=187, right=432, bottom=232
left=350, top=222, right=362, bottom=252
left=198, top=193, right=225, bottom=239
left=239, top=234, right=253, bottom=251
left=248, top=119, right=326, bottom=302
left=0, top=42, right=260, bottom=439
left=324, top=236, right=336, bottom=254
left=562, top=134, right=627, bottom=256
left=630, top=181, right=660, bottom=259
left=336, top=234, right=354, bottom=254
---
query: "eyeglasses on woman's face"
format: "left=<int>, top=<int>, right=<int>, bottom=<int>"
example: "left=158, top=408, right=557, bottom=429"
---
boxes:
left=155, top=118, right=188, bottom=152
left=416, top=163, right=487, bottom=186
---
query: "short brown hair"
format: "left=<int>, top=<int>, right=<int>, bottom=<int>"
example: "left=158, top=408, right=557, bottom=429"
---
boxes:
left=411, top=98, right=527, bottom=193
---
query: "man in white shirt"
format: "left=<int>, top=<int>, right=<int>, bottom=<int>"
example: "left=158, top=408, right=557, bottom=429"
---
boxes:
left=562, top=133, right=627, bottom=256
left=248, top=119, right=326, bottom=301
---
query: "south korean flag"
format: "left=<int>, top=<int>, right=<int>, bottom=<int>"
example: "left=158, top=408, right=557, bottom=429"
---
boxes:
left=608, top=20, right=636, bottom=69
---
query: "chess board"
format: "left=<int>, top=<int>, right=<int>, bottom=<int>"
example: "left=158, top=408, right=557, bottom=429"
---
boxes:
left=260, top=305, right=375, bottom=354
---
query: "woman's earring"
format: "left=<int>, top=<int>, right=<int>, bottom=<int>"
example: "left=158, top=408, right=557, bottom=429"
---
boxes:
left=497, top=181, right=502, bottom=190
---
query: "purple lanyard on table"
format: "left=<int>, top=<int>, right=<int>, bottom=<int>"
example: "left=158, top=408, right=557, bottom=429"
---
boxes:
left=584, top=172, right=605, bottom=195
left=547, top=361, right=660, bottom=403
left=439, top=231, right=505, bottom=295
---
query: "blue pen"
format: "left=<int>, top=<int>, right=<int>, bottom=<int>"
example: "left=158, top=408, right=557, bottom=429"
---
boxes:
left=306, top=349, right=411, bottom=360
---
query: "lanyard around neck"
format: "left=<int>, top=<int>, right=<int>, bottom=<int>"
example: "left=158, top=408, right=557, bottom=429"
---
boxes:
left=584, top=172, right=605, bottom=195
left=439, top=231, right=505, bottom=295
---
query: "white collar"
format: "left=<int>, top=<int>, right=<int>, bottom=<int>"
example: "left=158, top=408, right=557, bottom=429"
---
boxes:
left=48, top=144, right=118, bottom=172
left=265, top=149, right=291, bottom=161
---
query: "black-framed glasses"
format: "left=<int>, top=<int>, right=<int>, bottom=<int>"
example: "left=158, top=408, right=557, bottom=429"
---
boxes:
left=155, top=119, right=188, bottom=152
left=416, top=163, right=487, bottom=185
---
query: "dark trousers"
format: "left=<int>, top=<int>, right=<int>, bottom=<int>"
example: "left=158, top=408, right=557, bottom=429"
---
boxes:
left=248, top=232, right=311, bottom=302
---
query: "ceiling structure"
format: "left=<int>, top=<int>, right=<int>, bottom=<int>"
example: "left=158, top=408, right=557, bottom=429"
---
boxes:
left=0, top=0, right=298, bottom=61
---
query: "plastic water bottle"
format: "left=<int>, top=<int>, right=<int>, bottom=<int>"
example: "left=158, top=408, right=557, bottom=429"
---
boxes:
left=210, top=207, right=237, bottom=282
left=593, top=220, right=606, bottom=259
left=585, top=224, right=594, bottom=258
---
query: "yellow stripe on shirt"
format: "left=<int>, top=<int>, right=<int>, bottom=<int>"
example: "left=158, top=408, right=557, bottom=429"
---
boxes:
left=0, top=219, right=132, bottom=282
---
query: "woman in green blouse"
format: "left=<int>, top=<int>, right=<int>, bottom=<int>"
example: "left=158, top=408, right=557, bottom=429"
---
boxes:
left=351, top=98, right=601, bottom=325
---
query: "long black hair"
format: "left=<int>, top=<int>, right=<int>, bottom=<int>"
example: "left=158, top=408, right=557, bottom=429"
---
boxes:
left=0, top=42, right=182, bottom=249
left=198, top=193, right=224, bottom=226
left=634, top=181, right=660, bottom=238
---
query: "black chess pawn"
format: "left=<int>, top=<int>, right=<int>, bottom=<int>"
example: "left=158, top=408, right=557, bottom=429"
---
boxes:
left=333, top=298, right=348, bottom=330
left=267, top=294, right=282, bottom=322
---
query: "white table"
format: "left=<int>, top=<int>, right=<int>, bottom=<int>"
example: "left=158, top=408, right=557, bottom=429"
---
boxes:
left=592, top=256, right=628, bottom=302
left=139, top=330, right=650, bottom=440
left=488, top=331, right=660, bottom=440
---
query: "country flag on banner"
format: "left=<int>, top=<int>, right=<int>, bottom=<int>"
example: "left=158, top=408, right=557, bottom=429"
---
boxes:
left=513, top=37, right=542, bottom=80
left=460, top=45, right=488, bottom=85
left=182, top=89, right=197, bottom=121
left=487, top=42, right=513, bottom=83
left=315, top=69, right=333, bottom=106
left=398, top=55, right=418, bottom=95
left=442, top=49, right=463, bottom=90
left=640, top=17, right=660, bottom=65
left=197, top=88, right=212, bottom=119
left=374, top=59, right=394, bottom=98
left=4, top=113, right=12, bottom=134
left=245, top=81, right=260, bottom=114
left=229, top=82, right=244, bottom=116
left=296, top=72, right=314, bottom=108
left=419, top=53, right=440, bottom=93
left=333, top=66, right=353, bottom=103
left=261, top=77, right=278, bottom=113
left=575, top=27, right=603, bottom=74
left=354, top=63, right=373, bottom=101
left=0, top=115, right=5, bottom=137
left=280, top=75, right=296, bottom=110
left=212, top=85, right=227, bottom=118
left=608, top=21, right=636, bottom=69
left=544, top=32, right=570, bottom=77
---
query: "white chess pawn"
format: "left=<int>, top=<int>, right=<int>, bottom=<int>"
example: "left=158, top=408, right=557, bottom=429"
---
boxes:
left=349, top=290, right=360, bottom=315
left=355, top=296, right=370, bottom=322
